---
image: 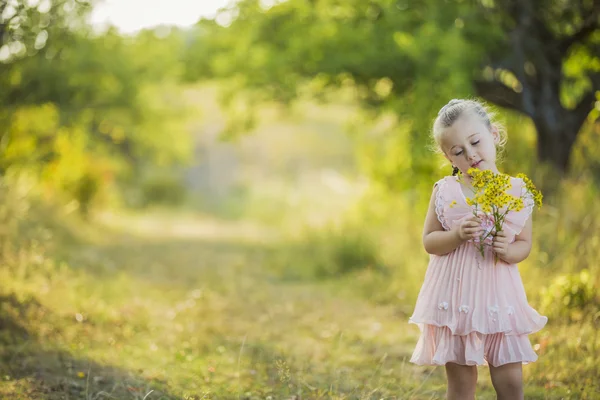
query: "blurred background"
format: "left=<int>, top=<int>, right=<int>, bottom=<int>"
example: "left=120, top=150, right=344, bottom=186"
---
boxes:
left=0, top=0, right=598, bottom=398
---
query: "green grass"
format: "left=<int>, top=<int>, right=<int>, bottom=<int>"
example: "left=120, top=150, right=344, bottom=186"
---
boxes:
left=1, top=208, right=595, bottom=400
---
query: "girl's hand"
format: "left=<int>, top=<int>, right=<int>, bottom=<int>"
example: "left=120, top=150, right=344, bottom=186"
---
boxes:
left=492, top=230, right=510, bottom=257
left=455, top=215, right=483, bottom=242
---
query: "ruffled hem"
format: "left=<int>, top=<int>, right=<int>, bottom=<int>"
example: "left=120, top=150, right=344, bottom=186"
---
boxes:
left=408, top=312, right=548, bottom=336
left=410, top=325, right=539, bottom=367
left=408, top=243, right=549, bottom=337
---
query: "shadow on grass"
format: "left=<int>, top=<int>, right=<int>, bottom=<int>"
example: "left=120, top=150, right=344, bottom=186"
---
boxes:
left=0, top=293, right=179, bottom=400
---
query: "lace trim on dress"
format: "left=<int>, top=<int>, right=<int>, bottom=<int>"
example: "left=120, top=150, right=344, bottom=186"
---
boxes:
left=434, top=178, right=450, bottom=231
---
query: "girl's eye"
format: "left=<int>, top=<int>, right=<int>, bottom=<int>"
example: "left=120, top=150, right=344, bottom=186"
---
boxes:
left=455, top=151, right=463, bottom=156
left=472, top=141, right=480, bottom=146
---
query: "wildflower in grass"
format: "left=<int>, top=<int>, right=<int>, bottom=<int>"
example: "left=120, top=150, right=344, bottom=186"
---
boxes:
left=275, top=359, right=291, bottom=383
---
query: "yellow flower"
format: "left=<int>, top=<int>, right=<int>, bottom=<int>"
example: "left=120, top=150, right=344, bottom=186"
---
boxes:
left=464, top=170, right=543, bottom=261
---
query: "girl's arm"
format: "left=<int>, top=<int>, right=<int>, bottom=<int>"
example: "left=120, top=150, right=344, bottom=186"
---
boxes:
left=493, top=216, right=533, bottom=264
left=422, top=186, right=482, bottom=256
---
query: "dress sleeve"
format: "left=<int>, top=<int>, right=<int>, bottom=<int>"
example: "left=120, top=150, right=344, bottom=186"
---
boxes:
left=502, top=177, right=535, bottom=237
left=433, top=177, right=451, bottom=231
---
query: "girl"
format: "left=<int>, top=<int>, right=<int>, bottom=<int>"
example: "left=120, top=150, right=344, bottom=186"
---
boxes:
left=408, top=99, right=547, bottom=400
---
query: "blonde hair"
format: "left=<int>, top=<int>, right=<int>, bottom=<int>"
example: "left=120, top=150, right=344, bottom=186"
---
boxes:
left=431, top=98, right=507, bottom=159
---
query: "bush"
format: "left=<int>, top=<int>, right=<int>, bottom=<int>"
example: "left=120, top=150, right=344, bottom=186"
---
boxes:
left=539, top=269, right=600, bottom=323
left=0, top=174, right=72, bottom=278
left=273, top=224, right=383, bottom=280
left=72, top=172, right=101, bottom=217
left=139, top=176, right=187, bottom=207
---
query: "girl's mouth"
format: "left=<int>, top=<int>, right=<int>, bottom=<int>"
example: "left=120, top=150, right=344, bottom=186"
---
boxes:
left=471, top=160, right=482, bottom=168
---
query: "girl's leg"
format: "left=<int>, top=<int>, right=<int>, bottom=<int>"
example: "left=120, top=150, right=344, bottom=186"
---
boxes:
left=445, top=362, right=477, bottom=400
left=489, top=362, right=524, bottom=400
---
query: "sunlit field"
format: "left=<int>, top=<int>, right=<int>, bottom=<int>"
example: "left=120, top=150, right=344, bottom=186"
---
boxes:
left=1, top=1, right=599, bottom=399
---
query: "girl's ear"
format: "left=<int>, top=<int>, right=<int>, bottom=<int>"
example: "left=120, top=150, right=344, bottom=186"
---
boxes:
left=491, top=125, right=500, bottom=145
left=443, top=152, right=451, bottom=163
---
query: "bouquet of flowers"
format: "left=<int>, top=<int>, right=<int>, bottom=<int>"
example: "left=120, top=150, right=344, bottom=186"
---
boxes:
left=459, top=168, right=543, bottom=262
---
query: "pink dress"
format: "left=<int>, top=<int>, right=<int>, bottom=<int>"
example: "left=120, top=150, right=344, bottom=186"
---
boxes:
left=408, top=175, right=548, bottom=367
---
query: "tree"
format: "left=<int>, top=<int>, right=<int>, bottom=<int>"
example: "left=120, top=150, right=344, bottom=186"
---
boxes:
left=184, top=0, right=599, bottom=175
left=1, top=0, right=192, bottom=210
left=469, top=0, right=599, bottom=173
left=1, top=27, right=189, bottom=169
left=0, top=0, right=92, bottom=62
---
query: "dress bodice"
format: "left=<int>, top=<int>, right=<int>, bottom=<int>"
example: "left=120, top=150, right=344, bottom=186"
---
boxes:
left=434, top=175, right=535, bottom=243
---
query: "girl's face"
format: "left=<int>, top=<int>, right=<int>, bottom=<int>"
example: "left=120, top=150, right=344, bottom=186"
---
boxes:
left=440, top=112, right=500, bottom=177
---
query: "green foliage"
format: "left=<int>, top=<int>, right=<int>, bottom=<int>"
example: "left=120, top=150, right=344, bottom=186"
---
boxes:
left=274, top=223, right=382, bottom=279
left=181, top=19, right=230, bottom=82
left=0, top=172, right=78, bottom=270
left=139, top=175, right=188, bottom=208
left=539, top=270, right=600, bottom=323
left=0, top=175, right=42, bottom=257
left=181, top=0, right=485, bottom=188
left=0, top=0, right=93, bottom=64
left=72, top=172, right=101, bottom=217
left=0, top=21, right=193, bottom=213
left=183, top=0, right=599, bottom=183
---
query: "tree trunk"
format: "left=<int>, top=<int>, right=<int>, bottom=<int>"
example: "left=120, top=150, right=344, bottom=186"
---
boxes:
left=533, top=116, right=577, bottom=174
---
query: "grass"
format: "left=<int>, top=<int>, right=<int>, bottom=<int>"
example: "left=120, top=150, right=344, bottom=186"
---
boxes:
left=1, top=207, right=594, bottom=400
left=1, top=210, right=434, bottom=399
left=1, top=160, right=599, bottom=398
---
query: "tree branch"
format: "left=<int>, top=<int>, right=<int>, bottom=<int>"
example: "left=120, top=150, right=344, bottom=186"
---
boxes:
left=0, top=1, right=11, bottom=47
left=573, top=89, right=596, bottom=126
left=559, top=8, right=599, bottom=53
left=572, top=71, right=600, bottom=134
left=473, top=79, right=525, bottom=115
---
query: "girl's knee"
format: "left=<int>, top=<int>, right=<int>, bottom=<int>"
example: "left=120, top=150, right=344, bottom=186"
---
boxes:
left=494, top=379, right=523, bottom=396
left=489, top=362, right=523, bottom=398
left=445, top=362, right=478, bottom=387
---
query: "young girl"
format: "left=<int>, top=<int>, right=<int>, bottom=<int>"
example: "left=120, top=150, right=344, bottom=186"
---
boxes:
left=408, top=99, right=547, bottom=400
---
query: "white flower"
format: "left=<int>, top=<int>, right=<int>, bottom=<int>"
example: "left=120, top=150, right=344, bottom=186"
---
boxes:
left=488, top=305, right=499, bottom=317
left=506, top=306, right=515, bottom=315
left=438, top=301, right=449, bottom=311
left=458, top=305, right=470, bottom=313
